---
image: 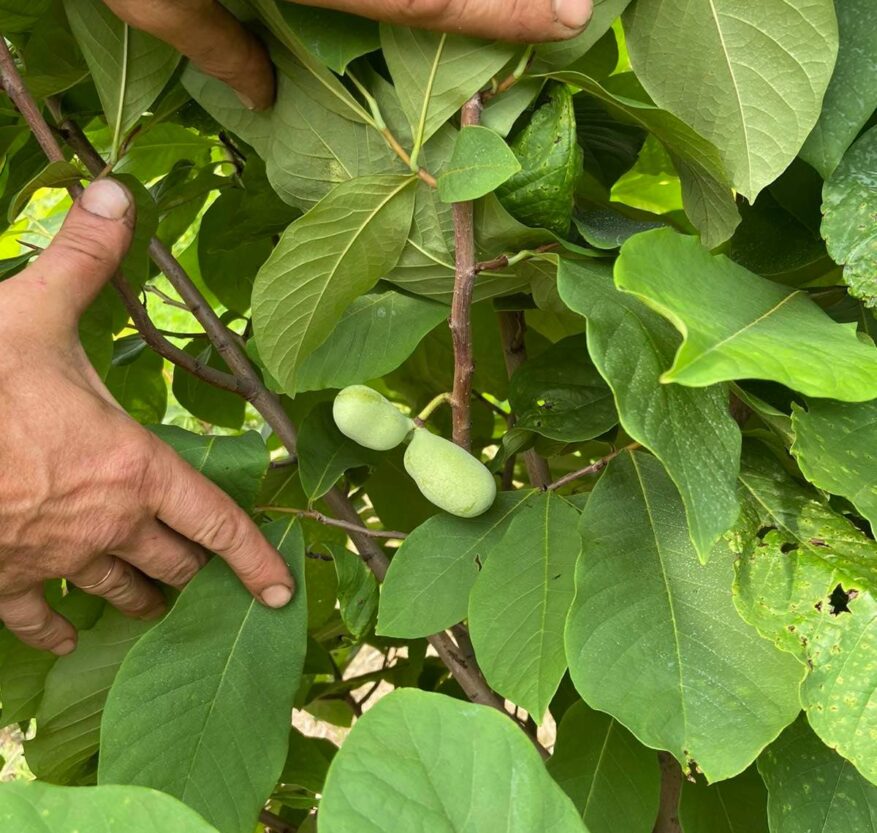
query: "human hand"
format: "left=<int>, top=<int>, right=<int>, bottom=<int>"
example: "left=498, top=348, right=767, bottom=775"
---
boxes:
left=101, top=0, right=594, bottom=110
left=0, top=179, right=295, bottom=656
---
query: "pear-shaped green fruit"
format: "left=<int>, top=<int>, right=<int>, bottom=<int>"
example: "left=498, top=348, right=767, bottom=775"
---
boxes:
left=333, top=385, right=414, bottom=451
left=403, top=428, right=497, bottom=518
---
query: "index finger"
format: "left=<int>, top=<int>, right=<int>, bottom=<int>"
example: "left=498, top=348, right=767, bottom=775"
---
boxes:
left=146, top=439, right=294, bottom=607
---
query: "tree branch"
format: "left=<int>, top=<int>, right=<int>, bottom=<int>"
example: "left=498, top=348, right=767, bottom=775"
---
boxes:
left=496, top=311, right=551, bottom=488
left=260, top=809, right=297, bottom=833
left=448, top=94, right=484, bottom=450
left=652, top=752, right=683, bottom=833
left=255, top=507, right=407, bottom=540
left=545, top=443, right=641, bottom=492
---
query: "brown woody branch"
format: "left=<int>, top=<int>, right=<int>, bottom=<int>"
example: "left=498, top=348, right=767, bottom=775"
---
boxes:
left=475, top=243, right=559, bottom=274
left=545, top=443, right=642, bottom=492
left=652, top=752, right=683, bottom=833
left=255, top=507, right=407, bottom=540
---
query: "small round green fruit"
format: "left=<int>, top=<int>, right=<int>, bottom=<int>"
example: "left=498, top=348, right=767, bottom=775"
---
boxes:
left=403, top=428, right=497, bottom=518
left=332, top=385, right=414, bottom=451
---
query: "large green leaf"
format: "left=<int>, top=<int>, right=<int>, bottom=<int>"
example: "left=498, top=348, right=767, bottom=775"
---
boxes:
left=565, top=451, right=803, bottom=782
left=679, top=766, right=769, bottom=833
left=24, top=607, right=155, bottom=784
left=99, top=520, right=307, bottom=833
left=792, top=399, right=877, bottom=530
left=377, top=491, right=538, bottom=638
left=0, top=782, right=219, bottom=832
left=437, top=125, right=520, bottom=203
left=508, top=334, right=617, bottom=442
left=623, top=0, right=838, bottom=198
left=319, top=689, right=587, bottom=833
left=105, top=336, right=167, bottom=424
left=557, top=259, right=740, bottom=561
left=294, top=287, right=448, bottom=394
left=614, top=228, right=877, bottom=400
left=252, top=174, right=416, bottom=393
left=380, top=25, right=515, bottom=145
left=547, top=701, right=661, bottom=833
left=821, top=126, right=877, bottom=307
left=469, top=492, right=581, bottom=718
left=63, top=0, right=179, bottom=154
left=759, top=716, right=877, bottom=833
left=801, top=0, right=877, bottom=178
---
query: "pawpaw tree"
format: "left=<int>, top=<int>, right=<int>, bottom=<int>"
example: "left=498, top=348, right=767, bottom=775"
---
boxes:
left=1, top=2, right=877, bottom=833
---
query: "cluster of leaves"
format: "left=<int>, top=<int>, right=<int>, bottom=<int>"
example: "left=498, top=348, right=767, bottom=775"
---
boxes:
left=1, top=0, right=877, bottom=831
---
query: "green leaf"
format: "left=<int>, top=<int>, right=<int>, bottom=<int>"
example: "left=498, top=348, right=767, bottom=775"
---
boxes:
left=149, top=426, right=269, bottom=512
left=801, top=0, right=877, bottom=178
left=573, top=208, right=664, bottom=251
left=759, top=716, right=877, bottom=833
left=105, top=336, right=167, bottom=424
left=0, top=0, right=51, bottom=31
left=0, top=782, right=220, bottom=832
left=548, top=701, right=660, bottom=832
left=679, top=766, right=768, bottom=833
left=24, top=607, right=155, bottom=784
left=497, top=84, right=582, bottom=236
left=294, top=287, right=448, bottom=394
left=253, top=174, right=416, bottom=392
left=319, top=689, right=587, bottom=833
left=7, top=160, right=82, bottom=222
left=557, top=259, right=741, bottom=561
left=332, top=545, right=378, bottom=640
left=380, top=25, right=515, bottom=145
left=63, top=0, right=180, bottom=154
left=821, top=126, right=877, bottom=307
left=114, top=124, right=214, bottom=183
left=298, top=402, right=376, bottom=501
left=565, top=451, right=803, bottom=782
left=99, top=520, right=307, bottom=833
left=437, top=125, right=520, bottom=203
left=277, top=4, right=378, bottom=73
left=377, top=491, right=538, bottom=638
left=623, top=0, right=838, bottom=198
left=171, top=340, right=245, bottom=430
left=508, top=334, right=617, bottom=443
left=792, top=399, right=877, bottom=531
left=614, top=228, right=877, bottom=400
left=469, top=492, right=581, bottom=718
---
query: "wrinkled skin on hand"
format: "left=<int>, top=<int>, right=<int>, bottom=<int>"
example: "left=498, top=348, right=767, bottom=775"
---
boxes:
left=0, top=179, right=294, bottom=656
left=102, top=0, right=594, bottom=111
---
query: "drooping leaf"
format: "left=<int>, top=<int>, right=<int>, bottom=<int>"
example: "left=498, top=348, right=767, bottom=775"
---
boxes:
left=297, top=402, right=376, bottom=501
left=0, top=0, right=51, bottom=31
left=0, top=782, right=220, bottom=833
left=252, top=174, right=416, bottom=393
left=171, top=339, right=245, bottom=430
left=277, top=4, right=378, bottom=73
left=547, top=701, right=661, bottom=833
left=801, top=0, right=877, bottom=178
left=565, top=451, right=803, bottom=782
left=614, top=228, right=877, bottom=400
left=114, top=123, right=214, bottom=183
left=821, top=126, right=877, bottom=307
left=294, top=287, right=448, bottom=394
left=508, top=334, right=617, bottom=443
left=377, top=491, right=539, bottom=638
left=7, top=160, right=82, bottom=222
left=105, top=335, right=167, bottom=424
left=24, top=607, right=155, bottom=785
left=679, top=766, right=769, bottom=833
left=63, top=0, right=179, bottom=154
left=623, top=0, right=838, bottom=198
left=380, top=25, right=515, bottom=145
left=497, top=84, right=583, bottom=236
left=469, top=492, right=581, bottom=718
left=331, top=545, right=379, bottom=640
left=557, top=258, right=741, bottom=560
left=758, top=716, right=877, bottom=833
left=99, top=520, right=307, bottom=833
left=437, top=125, right=521, bottom=203
left=792, top=399, right=877, bottom=531
left=319, top=689, right=587, bottom=833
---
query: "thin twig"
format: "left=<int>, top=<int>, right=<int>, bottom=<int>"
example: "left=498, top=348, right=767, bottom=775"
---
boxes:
left=260, top=809, right=297, bottom=833
left=475, top=243, right=559, bottom=274
left=143, top=284, right=190, bottom=310
left=545, top=443, right=642, bottom=492
left=255, top=507, right=407, bottom=540
left=381, top=127, right=437, bottom=188
left=652, top=752, right=683, bottom=833
left=496, top=311, right=551, bottom=488
left=449, top=94, right=484, bottom=451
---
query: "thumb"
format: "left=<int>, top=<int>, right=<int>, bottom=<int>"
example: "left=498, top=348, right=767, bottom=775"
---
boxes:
left=30, top=178, right=135, bottom=320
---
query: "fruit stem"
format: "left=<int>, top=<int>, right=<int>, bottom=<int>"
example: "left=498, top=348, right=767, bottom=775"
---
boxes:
left=416, top=392, right=453, bottom=424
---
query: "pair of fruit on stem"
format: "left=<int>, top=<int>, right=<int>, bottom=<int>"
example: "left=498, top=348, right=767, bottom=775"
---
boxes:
left=333, top=386, right=497, bottom=518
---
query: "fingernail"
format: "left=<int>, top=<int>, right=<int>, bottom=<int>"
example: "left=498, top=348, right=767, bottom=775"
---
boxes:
left=554, top=0, right=592, bottom=29
left=80, top=178, right=131, bottom=220
left=54, top=639, right=76, bottom=656
left=262, top=584, right=293, bottom=608
left=235, top=90, right=256, bottom=110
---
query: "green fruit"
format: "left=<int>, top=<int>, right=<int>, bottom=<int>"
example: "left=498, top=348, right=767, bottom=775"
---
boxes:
left=333, top=385, right=414, bottom=451
left=403, top=428, right=497, bottom=518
